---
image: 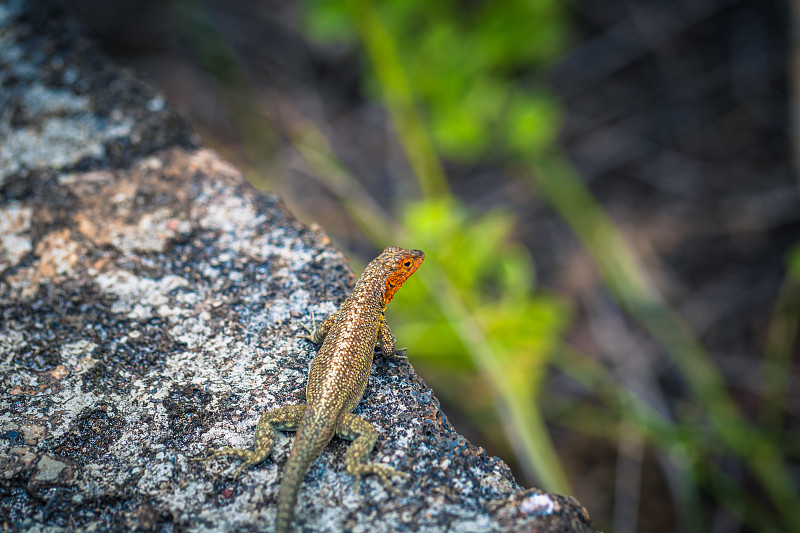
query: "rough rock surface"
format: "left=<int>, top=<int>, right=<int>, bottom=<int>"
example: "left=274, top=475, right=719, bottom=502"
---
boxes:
left=0, top=1, right=596, bottom=532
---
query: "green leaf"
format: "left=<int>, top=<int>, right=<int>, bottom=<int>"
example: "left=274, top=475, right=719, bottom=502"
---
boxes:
left=301, top=0, right=355, bottom=43
left=788, top=244, right=800, bottom=283
left=506, top=89, right=561, bottom=156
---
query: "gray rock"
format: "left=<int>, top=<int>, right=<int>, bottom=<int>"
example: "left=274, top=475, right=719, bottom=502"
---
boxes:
left=0, top=1, right=596, bottom=532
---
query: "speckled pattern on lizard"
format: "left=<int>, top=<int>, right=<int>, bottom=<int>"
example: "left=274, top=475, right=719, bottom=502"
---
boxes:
left=195, top=246, right=424, bottom=533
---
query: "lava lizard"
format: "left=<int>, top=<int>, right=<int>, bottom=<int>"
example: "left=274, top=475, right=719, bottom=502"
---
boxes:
left=196, top=246, right=424, bottom=532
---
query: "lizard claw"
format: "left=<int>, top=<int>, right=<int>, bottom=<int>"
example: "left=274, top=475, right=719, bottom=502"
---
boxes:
left=192, top=446, right=262, bottom=482
left=231, top=462, right=251, bottom=482
left=189, top=447, right=225, bottom=462
left=391, top=347, right=408, bottom=359
left=350, top=464, right=405, bottom=495
left=296, top=311, right=318, bottom=342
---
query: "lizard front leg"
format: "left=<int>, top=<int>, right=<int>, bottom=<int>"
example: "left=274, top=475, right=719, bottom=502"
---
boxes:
left=195, top=404, right=306, bottom=481
left=335, top=412, right=407, bottom=493
left=377, top=316, right=406, bottom=358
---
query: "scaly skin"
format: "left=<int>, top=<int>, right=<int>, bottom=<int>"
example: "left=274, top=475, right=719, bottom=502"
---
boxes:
left=196, top=246, right=424, bottom=533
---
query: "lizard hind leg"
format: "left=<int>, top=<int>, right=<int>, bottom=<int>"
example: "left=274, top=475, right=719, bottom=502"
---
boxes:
left=296, top=311, right=338, bottom=345
left=195, top=404, right=306, bottom=481
left=335, top=412, right=408, bottom=494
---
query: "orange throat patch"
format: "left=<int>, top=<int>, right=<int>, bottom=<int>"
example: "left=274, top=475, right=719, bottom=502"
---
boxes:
left=382, top=252, right=424, bottom=306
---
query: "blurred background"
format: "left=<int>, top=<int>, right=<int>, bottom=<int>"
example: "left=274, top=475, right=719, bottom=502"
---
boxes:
left=64, top=0, right=799, bottom=531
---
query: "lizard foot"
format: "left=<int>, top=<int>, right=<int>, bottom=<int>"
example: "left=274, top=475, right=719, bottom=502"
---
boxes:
left=351, top=464, right=407, bottom=495
left=391, top=347, right=408, bottom=359
left=192, top=447, right=265, bottom=482
left=295, top=311, right=318, bottom=343
left=376, top=345, right=407, bottom=359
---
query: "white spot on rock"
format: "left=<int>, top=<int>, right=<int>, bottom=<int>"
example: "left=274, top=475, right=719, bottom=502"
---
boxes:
left=520, top=492, right=554, bottom=516
left=95, top=270, right=190, bottom=320
left=0, top=204, right=32, bottom=269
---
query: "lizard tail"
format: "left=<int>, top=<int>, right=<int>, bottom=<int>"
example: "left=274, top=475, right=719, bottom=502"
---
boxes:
left=275, top=407, right=335, bottom=533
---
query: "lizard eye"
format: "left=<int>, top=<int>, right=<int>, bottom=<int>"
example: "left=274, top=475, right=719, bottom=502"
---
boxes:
left=403, top=260, right=412, bottom=268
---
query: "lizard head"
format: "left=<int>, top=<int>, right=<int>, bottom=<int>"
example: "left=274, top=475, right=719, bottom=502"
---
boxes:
left=380, top=246, right=424, bottom=306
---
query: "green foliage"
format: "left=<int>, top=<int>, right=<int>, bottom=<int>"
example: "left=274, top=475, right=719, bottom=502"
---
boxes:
left=302, top=0, right=353, bottom=42
left=389, top=199, right=572, bottom=491
left=302, top=0, right=569, bottom=160
left=506, top=88, right=561, bottom=156
left=390, top=200, right=568, bottom=384
left=788, top=243, right=800, bottom=282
